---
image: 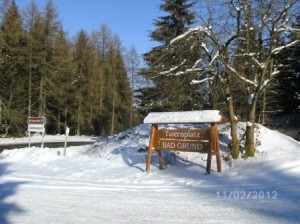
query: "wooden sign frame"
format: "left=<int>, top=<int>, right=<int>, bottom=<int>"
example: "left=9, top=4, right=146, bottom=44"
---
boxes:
left=143, top=110, right=222, bottom=174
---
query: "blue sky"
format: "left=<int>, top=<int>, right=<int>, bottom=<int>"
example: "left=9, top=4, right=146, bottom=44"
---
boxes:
left=15, top=0, right=163, bottom=55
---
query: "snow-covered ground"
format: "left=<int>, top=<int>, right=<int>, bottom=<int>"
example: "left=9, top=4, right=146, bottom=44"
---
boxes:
left=0, top=134, right=97, bottom=145
left=0, top=123, right=300, bottom=223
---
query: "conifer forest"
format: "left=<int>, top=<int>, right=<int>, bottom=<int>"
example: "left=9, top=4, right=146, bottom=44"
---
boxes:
left=0, top=0, right=299, bottom=148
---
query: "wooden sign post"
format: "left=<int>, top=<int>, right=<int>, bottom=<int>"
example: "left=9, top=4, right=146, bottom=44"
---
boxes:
left=143, top=110, right=223, bottom=174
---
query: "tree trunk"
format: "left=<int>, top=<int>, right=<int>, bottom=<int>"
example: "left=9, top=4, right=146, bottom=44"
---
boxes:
left=64, top=105, right=68, bottom=132
left=38, top=76, right=44, bottom=116
left=261, top=90, right=266, bottom=125
left=245, top=96, right=257, bottom=157
left=76, top=95, right=82, bottom=136
left=57, top=111, right=61, bottom=134
left=99, top=82, right=104, bottom=135
left=130, top=64, right=134, bottom=127
left=110, top=83, right=116, bottom=135
left=210, top=79, right=217, bottom=110
left=224, top=81, right=240, bottom=159
left=28, top=48, right=32, bottom=117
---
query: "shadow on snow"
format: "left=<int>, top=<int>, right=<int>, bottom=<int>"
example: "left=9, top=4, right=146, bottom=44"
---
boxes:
left=0, top=162, right=26, bottom=224
left=149, top=150, right=300, bottom=223
left=119, top=136, right=300, bottom=222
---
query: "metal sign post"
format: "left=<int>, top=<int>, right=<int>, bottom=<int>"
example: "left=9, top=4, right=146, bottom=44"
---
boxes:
left=64, top=127, right=70, bottom=156
left=29, top=131, right=31, bottom=148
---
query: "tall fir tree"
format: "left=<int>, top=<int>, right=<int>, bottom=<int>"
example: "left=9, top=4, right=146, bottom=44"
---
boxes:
left=47, top=27, right=74, bottom=134
left=152, top=0, right=195, bottom=44
left=89, top=24, right=112, bottom=135
left=142, top=0, right=198, bottom=113
left=38, top=0, right=60, bottom=120
left=72, top=29, right=93, bottom=135
left=102, top=36, right=132, bottom=135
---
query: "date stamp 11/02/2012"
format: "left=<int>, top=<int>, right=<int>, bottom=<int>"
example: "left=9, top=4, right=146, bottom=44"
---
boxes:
left=216, top=191, right=278, bottom=200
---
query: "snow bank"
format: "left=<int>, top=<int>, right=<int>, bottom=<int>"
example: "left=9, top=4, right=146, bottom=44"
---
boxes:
left=85, top=122, right=300, bottom=175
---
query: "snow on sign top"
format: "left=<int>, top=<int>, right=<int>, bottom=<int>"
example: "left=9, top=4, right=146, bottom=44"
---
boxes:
left=143, top=110, right=223, bottom=124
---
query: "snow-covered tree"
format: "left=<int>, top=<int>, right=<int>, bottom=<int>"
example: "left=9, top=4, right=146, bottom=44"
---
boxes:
left=152, top=0, right=300, bottom=158
left=227, top=0, right=299, bottom=157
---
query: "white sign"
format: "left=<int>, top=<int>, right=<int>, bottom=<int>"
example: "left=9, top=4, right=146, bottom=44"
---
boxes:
left=66, top=127, right=70, bottom=135
left=28, top=124, right=45, bottom=132
left=64, top=127, right=70, bottom=156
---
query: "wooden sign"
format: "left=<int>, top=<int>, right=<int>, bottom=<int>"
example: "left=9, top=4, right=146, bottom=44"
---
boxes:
left=144, top=110, right=222, bottom=174
left=156, top=129, right=209, bottom=152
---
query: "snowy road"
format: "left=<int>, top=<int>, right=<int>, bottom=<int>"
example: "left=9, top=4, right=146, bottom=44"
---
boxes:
left=2, top=171, right=299, bottom=224
left=0, top=141, right=95, bottom=151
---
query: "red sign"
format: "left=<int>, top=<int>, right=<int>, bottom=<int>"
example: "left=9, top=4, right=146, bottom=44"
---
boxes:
left=27, top=117, right=46, bottom=125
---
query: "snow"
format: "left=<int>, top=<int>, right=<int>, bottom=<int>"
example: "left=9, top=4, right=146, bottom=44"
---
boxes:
left=0, top=123, right=300, bottom=223
left=143, top=110, right=223, bottom=124
left=209, top=51, right=219, bottom=66
left=0, top=134, right=95, bottom=145
left=170, top=26, right=211, bottom=44
left=272, top=39, right=300, bottom=54
left=190, top=76, right=214, bottom=85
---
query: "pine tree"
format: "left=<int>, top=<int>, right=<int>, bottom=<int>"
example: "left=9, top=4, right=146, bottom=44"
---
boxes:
left=103, top=36, right=132, bottom=135
left=22, top=0, right=62, bottom=133
left=89, top=24, right=112, bottom=135
left=272, top=16, right=300, bottom=114
left=150, top=0, right=195, bottom=44
left=38, top=0, right=60, bottom=120
left=142, top=0, right=197, bottom=113
left=114, top=45, right=132, bottom=133
left=0, top=1, right=135, bottom=136
left=72, top=30, right=94, bottom=135
left=47, top=28, right=74, bottom=134
left=0, top=1, right=27, bottom=136
left=23, top=1, right=43, bottom=117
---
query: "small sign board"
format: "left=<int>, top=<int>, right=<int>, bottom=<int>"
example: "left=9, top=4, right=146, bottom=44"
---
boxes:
left=27, top=117, right=46, bottom=125
left=28, top=125, right=45, bottom=132
left=28, top=116, right=46, bottom=132
left=27, top=116, right=46, bottom=148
